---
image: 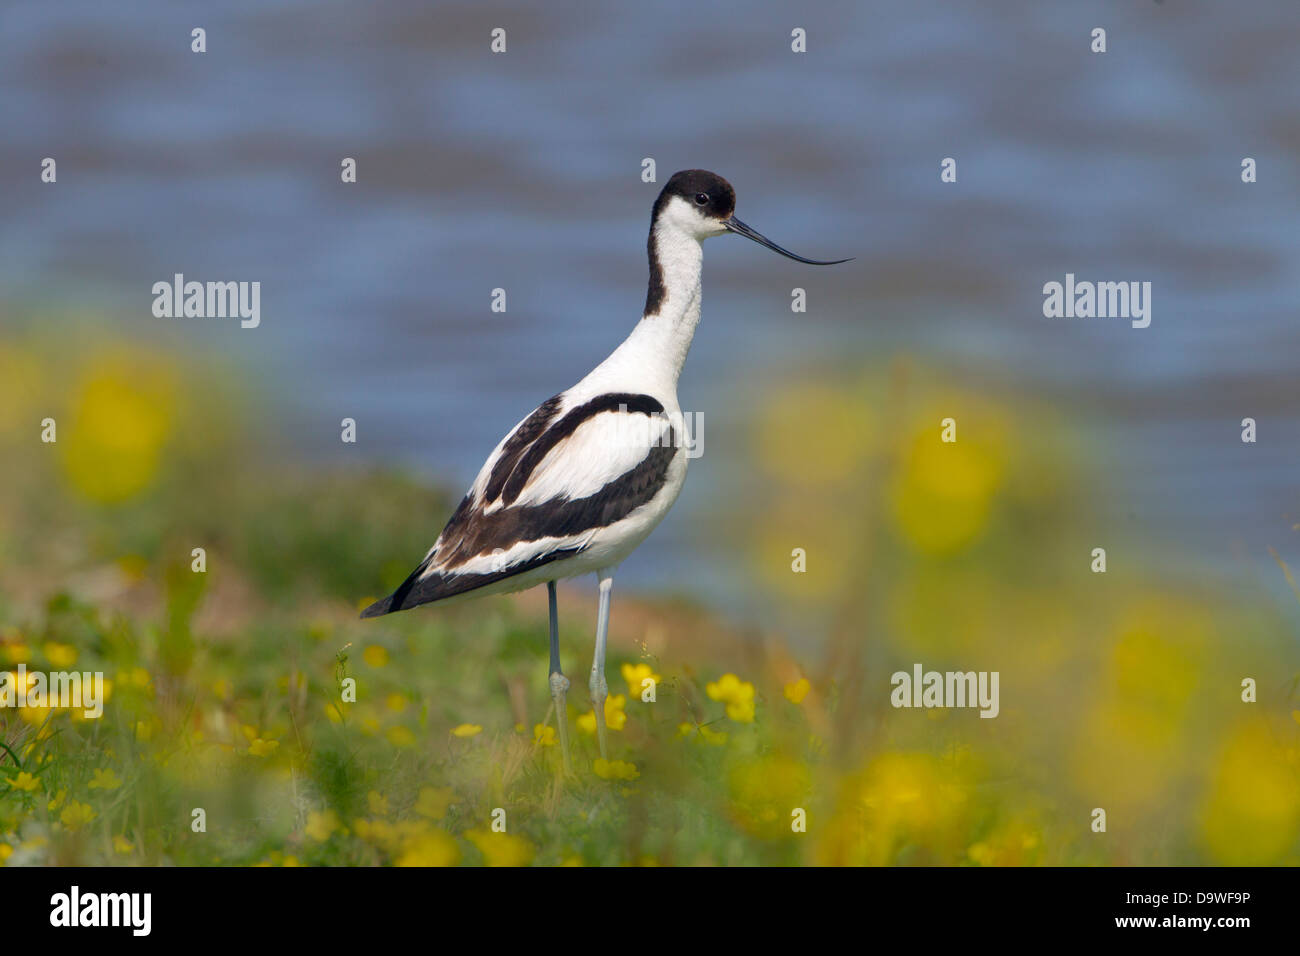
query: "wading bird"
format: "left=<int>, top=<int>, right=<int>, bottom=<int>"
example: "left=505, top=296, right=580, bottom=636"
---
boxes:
left=361, top=170, right=848, bottom=772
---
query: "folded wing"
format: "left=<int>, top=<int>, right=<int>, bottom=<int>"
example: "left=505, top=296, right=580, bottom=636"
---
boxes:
left=360, top=391, right=677, bottom=617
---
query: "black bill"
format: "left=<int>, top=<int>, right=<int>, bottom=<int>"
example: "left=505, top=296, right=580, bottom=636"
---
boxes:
left=722, top=216, right=852, bottom=265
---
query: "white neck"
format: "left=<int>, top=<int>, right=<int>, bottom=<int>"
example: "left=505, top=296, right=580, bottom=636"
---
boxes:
left=595, top=219, right=703, bottom=395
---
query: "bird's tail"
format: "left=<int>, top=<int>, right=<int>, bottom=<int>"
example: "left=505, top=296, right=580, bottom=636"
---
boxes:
left=359, top=558, right=435, bottom=618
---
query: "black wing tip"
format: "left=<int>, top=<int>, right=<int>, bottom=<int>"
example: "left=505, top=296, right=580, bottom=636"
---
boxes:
left=359, top=597, right=396, bottom=619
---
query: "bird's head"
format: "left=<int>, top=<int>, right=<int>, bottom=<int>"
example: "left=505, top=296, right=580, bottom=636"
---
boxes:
left=653, top=169, right=851, bottom=265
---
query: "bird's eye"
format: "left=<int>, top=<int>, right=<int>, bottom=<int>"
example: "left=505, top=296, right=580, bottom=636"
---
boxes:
left=694, top=193, right=709, bottom=206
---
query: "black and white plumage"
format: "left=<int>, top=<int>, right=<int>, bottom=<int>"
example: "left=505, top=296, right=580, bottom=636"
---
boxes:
left=361, top=169, right=848, bottom=770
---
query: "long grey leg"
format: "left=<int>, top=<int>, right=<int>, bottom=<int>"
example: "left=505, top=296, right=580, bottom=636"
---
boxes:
left=547, top=580, right=572, bottom=775
left=588, top=569, right=614, bottom=761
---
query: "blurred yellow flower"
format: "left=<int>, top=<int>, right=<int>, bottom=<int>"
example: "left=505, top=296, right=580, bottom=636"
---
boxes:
left=1201, top=720, right=1299, bottom=865
left=60, top=355, right=178, bottom=503
left=729, top=756, right=809, bottom=838
left=414, top=786, right=457, bottom=820
left=466, top=829, right=534, bottom=867
left=2, top=644, right=31, bottom=664
left=966, top=821, right=1042, bottom=866
left=396, top=829, right=460, bottom=867
left=385, top=726, right=416, bottom=748
left=113, top=836, right=135, bottom=855
left=385, top=692, right=408, bottom=714
left=305, top=810, right=340, bottom=842
left=247, top=738, right=279, bottom=757
left=891, top=405, right=1007, bottom=555
left=706, top=673, right=755, bottom=723
left=621, top=662, right=661, bottom=698
left=784, top=678, right=811, bottom=704
left=362, top=645, right=389, bottom=668
left=450, top=723, right=482, bottom=738
left=0, top=844, right=11, bottom=865
left=60, top=800, right=96, bottom=830
left=533, top=724, right=556, bottom=746
left=88, top=768, right=123, bottom=790
left=819, top=752, right=972, bottom=865
left=593, top=758, right=640, bottom=781
left=43, top=642, right=77, bottom=668
left=8, top=771, right=40, bottom=792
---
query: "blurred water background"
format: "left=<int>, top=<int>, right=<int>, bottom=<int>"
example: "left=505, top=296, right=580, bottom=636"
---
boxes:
left=2, top=0, right=1298, bottom=623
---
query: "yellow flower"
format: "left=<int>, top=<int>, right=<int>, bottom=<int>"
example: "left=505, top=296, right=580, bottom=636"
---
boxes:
left=247, top=738, right=279, bottom=757
left=621, top=662, right=662, bottom=699
left=60, top=356, right=177, bottom=503
left=367, top=791, right=390, bottom=816
left=593, top=758, right=640, bottom=781
left=451, top=723, right=482, bottom=738
left=87, top=764, right=122, bottom=790
left=1201, top=720, right=1300, bottom=864
left=88, top=768, right=123, bottom=790
left=466, top=829, right=534, bottom=867
left=43, top=642, right=77, bottom=669
left=385, top=692, right=408, bottom=714
left=47, top=789, right=67, bottom=811
left=414, top=786, right=458, bottom=820
left=576, top=695, right=627, bottom=734
left=8, top=771, right=40, bottom=792
left=305, top=810, right=340, bottom=842
left=533, top=724, right=556, bottom=746
left=60, top=800, right=97, bottom=830
left=0, top=844, right=13, bottom=864
left=784, top=677, right=811, bottom=704
left=385, top=725, right=415, bottom=748
left=706, top=673, right=756, bottom=723
left=113, top=835, right=135, bottom=855
left=395, top=829, right=460, bottom=867
left=3, top=643, right=30, bottom=664
left=362, top=645, right=389, bottom=668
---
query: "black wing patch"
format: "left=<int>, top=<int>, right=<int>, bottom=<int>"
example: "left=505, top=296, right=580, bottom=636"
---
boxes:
left=501, top=392, right=664, bottom=505
left=483, top=394, right=562, bottom=504
left=360, top=426, right=677, bottom=618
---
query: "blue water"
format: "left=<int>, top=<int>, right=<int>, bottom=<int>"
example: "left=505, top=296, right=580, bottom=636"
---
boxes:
left=2, top=0, right=1298, bottom=616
